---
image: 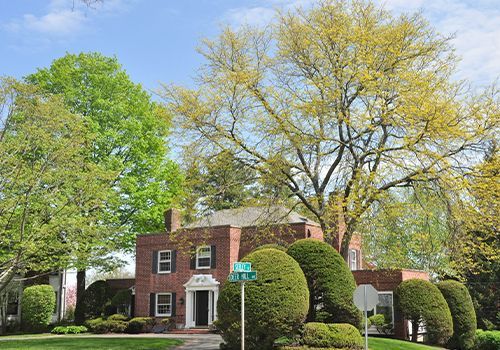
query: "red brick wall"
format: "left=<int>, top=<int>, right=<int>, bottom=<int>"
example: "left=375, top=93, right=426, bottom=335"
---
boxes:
left=134, top=225, right=241, bottom=324
left=352, top=269, right=429, bottom=340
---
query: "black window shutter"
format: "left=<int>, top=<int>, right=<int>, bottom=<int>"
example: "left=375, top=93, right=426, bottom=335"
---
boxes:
left=210, top=245, right=216, bottom=268
left=149, top=293, right=156, bottom=317
left=171, top=250, right=177, bottom=273
left=190, top=246, right=196, bottom=270
left=152, top=251, right=158, bottom=274
left=171, top=293, right=176, bottom=316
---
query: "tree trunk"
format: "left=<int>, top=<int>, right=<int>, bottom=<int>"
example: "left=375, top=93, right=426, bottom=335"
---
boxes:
left=411, top=319, right=419, bottom=342
left=74, top=269, right=86, bottom=325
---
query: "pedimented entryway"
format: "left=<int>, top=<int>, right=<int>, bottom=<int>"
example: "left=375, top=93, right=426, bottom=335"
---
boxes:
left=184, top=274, right=219, bottom=328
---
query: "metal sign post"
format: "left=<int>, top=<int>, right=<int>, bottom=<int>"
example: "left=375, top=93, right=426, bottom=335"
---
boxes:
left=229, top=262, right=257, bottom=350
left=363, top=285, right=368, bottom=350
left=353, top=284, right=378, bottom=350
left=241, top=281, right=245, bottom=350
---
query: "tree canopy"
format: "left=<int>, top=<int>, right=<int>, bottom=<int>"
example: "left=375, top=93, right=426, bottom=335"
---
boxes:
left=0, top=78, right=113, bottom=292
left=27, top=52, right=183, bottom=252
left=165, top=0, right=498, bottom=258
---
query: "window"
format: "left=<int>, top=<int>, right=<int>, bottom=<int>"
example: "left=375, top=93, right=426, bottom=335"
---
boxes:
left=196, top=246, right=211, bottom=269
left=158, top=250, right=171, bottom=273
left=156, top=293, right=172, bottom=316
left=349, top=249, right=357, bottom=271
left=376, top=292, right=394, bottom=326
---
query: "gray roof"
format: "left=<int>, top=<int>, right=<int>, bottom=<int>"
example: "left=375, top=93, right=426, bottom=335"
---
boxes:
left=185, top=206, right=319, bottom=229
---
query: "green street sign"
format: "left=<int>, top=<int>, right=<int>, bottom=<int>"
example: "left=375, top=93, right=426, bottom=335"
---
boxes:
left=233, top=262, right=252, bottom=272
left=228, top=271, right=257, bottom=282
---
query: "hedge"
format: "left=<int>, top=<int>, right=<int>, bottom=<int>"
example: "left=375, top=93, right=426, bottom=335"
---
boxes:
left=85, top=317, right=128, bottom=333
left=302, top=322, right=363, bottom=349
left=21, top=285, right=56, bottom=331
left=51, top=325, right=88, bottom=334
left=287, top=239, right=362, bottom=327
left=126, top=317, right=155, bottom=334
left=475, top=330, right=500, bottom=350
left=395, top=279, right=453, bottom=346
left=217, top=248, right=309, bottom=350
left=437, top=280, right=477, bottom=350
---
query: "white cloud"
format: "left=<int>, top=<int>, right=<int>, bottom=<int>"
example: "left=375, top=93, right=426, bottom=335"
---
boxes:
left=2, top=0, right=131, bottom=48
left=380, top=0, right=500, bottom=86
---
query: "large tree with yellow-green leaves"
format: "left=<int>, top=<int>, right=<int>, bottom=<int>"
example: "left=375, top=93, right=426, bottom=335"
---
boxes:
left=165, top=0, right=498, bottom=259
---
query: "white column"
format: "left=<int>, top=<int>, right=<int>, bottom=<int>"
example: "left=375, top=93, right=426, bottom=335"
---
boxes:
left=185, top=291, right=194, bottom=328
left=213, top=288, right=219, bottom=321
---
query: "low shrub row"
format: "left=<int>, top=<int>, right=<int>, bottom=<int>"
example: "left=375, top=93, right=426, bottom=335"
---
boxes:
left=84, top=314, right=158, bottom=334
left=51, top=325, right=88, bottom=334
left=302, top=322, right=363, bottom=350
left=475, top=330, right=500, bottom=350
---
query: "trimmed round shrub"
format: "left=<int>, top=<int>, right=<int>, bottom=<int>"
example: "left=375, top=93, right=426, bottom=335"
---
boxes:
left=85, top=317, right=127, bottom=333
left=437, top=280, right=477, bottom=350
left=125, top=317, right=155, bottom=334
left=252, top=243, right=287, bottom=252
left=287, top=239, right=362, bottom=327
left=303, top=322, right=363, bottom=349
left=475, top=330, right=500, bottom=350
left=396, top=279, right=453, bottom=346
left=21, top=285, right=56, bottom=331
left=217, top=248, right=309, bottom=350
left=75, top=280, right=112, bottom=323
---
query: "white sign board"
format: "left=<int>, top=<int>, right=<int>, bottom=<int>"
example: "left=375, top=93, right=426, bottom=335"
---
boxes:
left=353, top=284, right=378, bottom=311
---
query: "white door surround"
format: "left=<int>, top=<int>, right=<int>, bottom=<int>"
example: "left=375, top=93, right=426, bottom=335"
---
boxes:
left=184, top=274, right=220, bottom=328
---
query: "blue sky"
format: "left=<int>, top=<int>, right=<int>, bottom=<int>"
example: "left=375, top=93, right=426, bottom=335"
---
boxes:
left=1, top=0, right=499, bottom=95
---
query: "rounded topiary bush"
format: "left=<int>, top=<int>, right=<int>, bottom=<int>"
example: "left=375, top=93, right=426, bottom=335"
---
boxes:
left=303, top=322, right=363, bottom=349
left=287, top=239, right=362, bottom=327
left=217, top=248, right=309, bottom=350
left=21, top=285, right=56, bottom=331
left=252, top=243, right=287, bottom=252
left=396, top=279, right=453, bottom=346
left=437, top=280, right=477, bottom=350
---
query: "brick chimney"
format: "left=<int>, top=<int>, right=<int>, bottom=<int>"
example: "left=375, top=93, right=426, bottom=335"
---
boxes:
left=164, top=208, right=181, bottom=233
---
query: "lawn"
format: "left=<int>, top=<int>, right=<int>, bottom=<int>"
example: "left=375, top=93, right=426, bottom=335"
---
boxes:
left=369, top=337, right=443, bottom=350
left=0, top=337, right=183, bottom=350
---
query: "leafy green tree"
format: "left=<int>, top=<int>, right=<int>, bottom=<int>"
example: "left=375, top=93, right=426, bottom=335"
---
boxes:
left=0, top=78, right=112, bottom=293
left=27, top=52, right=183, bottom=320
left=362, top=186, right=454, bottom=276
left=166, top=0, right=498, bottom=260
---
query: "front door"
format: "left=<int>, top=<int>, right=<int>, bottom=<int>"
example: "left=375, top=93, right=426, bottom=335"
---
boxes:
left=195, top=290, right=209, bottom=326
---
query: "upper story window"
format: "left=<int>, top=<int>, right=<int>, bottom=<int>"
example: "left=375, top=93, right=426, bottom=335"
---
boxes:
left=158, top=250, right=172, bottom=273
left=196, top=246, right=211, bottom=269
left=349, top=249, right=357, bottom=271
left=156, top=293, right=172, bottom=317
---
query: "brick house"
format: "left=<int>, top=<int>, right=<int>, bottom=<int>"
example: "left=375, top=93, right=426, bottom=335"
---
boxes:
left=134, top=206, right=428, bottom=339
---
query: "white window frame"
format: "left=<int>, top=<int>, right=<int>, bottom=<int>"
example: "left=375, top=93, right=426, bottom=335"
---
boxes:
left=156, top=293, right=172, bottom=317
left=196, top=246, right=211, bottom=270
left=349, top=249, right=357, bottom=271
left=158, top=250, right=172, bottom=274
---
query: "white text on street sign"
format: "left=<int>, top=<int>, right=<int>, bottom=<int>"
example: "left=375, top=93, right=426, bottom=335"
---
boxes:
left=233, top=262, right=252, bottom=272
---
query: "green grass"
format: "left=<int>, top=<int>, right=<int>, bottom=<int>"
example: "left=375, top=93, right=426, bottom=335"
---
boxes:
left=369, top=337, right=443, bottom=350
left=0, top=337, right=183, bottom=350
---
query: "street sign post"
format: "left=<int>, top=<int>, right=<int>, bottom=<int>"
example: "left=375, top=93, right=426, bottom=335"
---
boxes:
left=228, top=262, right=257, bottom=350
left=353, top=284, right=378, bottom=350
